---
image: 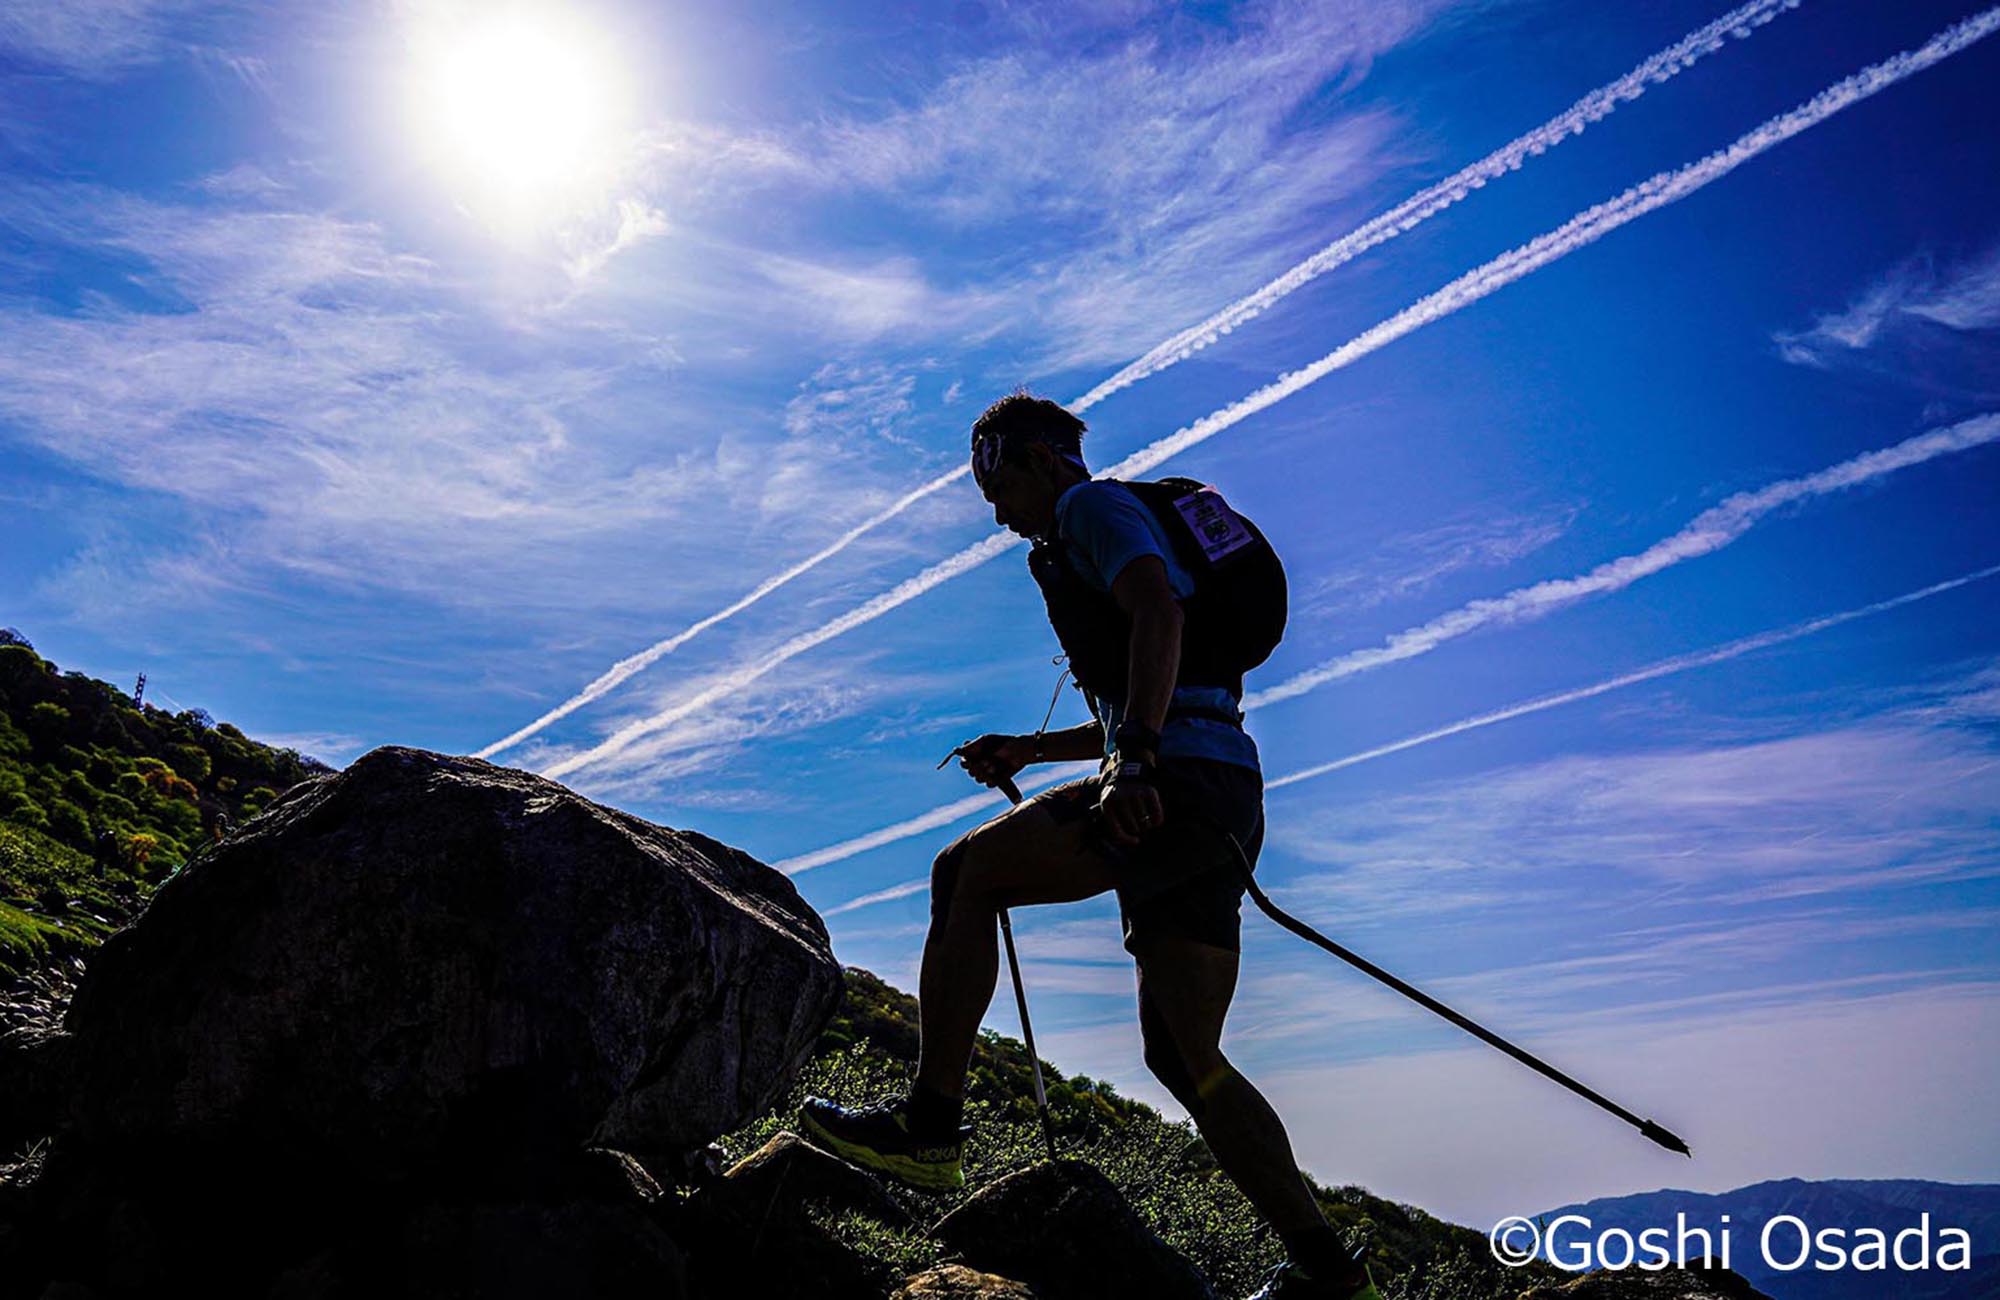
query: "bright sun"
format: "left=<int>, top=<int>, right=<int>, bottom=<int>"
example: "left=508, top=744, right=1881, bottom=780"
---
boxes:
left=407, top=6, right=631, bottom=231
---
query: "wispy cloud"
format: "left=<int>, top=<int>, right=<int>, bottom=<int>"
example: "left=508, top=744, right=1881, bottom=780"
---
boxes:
left=752, top=253, right=963, bottom=342
left=1298, top=506, right=1579, bottom=620
left=1248, top=416, right=2000, bottom=708
left=0, top=183, right=965, bottom=634
left=253, top=729, right=368, bottom=766
left=0, top=194, right=625, bottom=597
left=0, top=0, right=211, bottom=76
left=562, top=198, right=669, bottom=281
left=1259, top=663, right=2000, bottom=982
left=1776, top=240, right=2000, bottom=367
left=537, top=9, right=2000, bottom=784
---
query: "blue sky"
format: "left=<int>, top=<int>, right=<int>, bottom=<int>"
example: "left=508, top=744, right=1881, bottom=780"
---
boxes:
left=4, top=0, right=1998, bottom=1226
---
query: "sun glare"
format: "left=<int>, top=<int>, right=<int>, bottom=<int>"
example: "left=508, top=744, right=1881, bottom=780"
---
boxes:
left=407, top=5, right=631, bottom=233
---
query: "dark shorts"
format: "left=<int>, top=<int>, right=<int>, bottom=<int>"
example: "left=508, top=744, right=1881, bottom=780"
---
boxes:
left=1041, top=757, right=1264, bottom=955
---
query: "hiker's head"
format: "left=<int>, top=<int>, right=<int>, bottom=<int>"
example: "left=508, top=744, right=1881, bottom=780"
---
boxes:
left=970, top=393, right=1089, bottom=538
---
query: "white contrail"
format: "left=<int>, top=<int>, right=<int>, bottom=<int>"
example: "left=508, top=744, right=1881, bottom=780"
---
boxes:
left=481, top=0, right=1802, bottom=759
left=473, top=465, right=969, bottom=759
left=786, top=790, right=1013, bottom=876
left=543, top=531, right=1020, bottom=778
left=817, top=564, right=2000, bottom=914
left=824, top=876, right=930, bottom=918
left=754, top=417, right=2000, bottom=875
left=1246, top=415, right=2000, bottom=708
left=778, top=765, right=1085, bottom=876
left=1069, top=0, right=1804, bottom=410
left=1266, top=563, right=2000, bottom=790
left=1096, top=5, right=2000, bottom=484
left=545, top=10, right=2000, bottom=782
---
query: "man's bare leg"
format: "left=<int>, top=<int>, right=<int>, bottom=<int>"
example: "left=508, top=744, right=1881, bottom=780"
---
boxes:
left=1136, top=936, right=1365, bottom=1290
left=914, top=793, right=1118, bottom=1098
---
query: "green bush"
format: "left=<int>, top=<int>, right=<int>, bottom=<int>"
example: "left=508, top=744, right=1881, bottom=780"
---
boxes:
left=0, top=644, right=46, bottom=691
left=96, top=791, right=138, bottom=823
left=61, top=771, right=99, bottom=811
left=25, top=702, right=69, bottom=754
left=46, top=799, right=92, bottom=848
left=0, top=713, right=29, bottom=758
left=167, top=743, right=212, bottom=783
left=5, top=799, right=48, bottom=832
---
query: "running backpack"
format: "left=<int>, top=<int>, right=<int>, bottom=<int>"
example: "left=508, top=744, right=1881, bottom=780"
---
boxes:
left=1028, top=476, right=1287, bottom=701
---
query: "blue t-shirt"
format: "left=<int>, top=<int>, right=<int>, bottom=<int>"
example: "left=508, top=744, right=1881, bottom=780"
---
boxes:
left=1053, top=479, right=1260, bottom=774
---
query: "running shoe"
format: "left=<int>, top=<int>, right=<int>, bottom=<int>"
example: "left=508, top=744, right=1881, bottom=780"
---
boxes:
left=797, top=1094, right=969, bottom=1192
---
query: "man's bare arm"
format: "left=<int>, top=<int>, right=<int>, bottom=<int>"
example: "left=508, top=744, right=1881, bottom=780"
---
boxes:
left=1026, top=721, right=1105, bottom=763
left=1109, top=555, right=1183, bottom=752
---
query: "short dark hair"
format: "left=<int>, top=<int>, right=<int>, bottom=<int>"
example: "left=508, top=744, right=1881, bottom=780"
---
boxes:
left=970, top=392, right=1087, bottom=472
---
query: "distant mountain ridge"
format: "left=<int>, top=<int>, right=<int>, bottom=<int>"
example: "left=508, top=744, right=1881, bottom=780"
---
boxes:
left=1538, top=1178, right=2000, bottom=1300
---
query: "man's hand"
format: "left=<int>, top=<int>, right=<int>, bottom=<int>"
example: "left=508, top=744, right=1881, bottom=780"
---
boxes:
left=1097, top=766, right=1165, bottom=845
left=953, top=733, right=1036, bottom=789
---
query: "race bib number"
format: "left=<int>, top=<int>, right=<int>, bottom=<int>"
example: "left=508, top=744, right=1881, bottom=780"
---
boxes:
left=1172, top=486, right=1254, bottom=563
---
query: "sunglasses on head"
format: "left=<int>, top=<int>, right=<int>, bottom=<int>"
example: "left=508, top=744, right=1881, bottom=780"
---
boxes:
left=971, top=431, right=1008, bottom=488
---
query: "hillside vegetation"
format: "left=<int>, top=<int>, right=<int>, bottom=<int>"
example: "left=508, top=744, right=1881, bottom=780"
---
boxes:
left=0, top=631, right=1554, bottom=1298
left=0, top=630, right=326, bottom=979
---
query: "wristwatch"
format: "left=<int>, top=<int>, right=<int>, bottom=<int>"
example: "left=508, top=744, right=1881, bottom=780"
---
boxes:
left=1108, top=754, right=1154, bottom=787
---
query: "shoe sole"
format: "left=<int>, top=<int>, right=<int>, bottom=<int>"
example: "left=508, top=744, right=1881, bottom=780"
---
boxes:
left=797, top=1110, right=964, bottom=1192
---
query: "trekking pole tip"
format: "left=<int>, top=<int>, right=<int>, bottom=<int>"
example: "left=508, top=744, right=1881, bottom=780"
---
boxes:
left=1640, top=1119, right=1692, bottom=1157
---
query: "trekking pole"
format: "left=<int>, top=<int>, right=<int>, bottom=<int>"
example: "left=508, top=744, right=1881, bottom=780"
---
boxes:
left=938, top=743, right=1061, bottom=1159
left=989, top=776, right=1061, bottom=1163
left=1213, top=830, right=1692, bottom=1157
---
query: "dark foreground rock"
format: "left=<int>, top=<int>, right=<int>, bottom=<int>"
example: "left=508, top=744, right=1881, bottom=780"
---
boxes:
left=1516, top=1263, right=1773, bottom=1299
left=933, top=1159, right=1217, bottom=1300
left=0, top=746, right=841, bottom=1298
left=47, top=745, right=840, bottom=1179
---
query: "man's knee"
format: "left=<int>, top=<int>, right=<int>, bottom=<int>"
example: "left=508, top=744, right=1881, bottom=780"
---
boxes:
left=930, top=834, right=975, bottom=923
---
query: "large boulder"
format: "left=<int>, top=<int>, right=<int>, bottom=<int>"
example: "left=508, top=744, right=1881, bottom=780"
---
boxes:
left=39, top=745, right=841, bottom=1182
left=932, top=1160, right=1216, bottom=1300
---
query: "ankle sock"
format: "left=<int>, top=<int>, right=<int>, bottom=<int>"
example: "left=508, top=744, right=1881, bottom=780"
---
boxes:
left=905, top=1083, right=964, bottom=1140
